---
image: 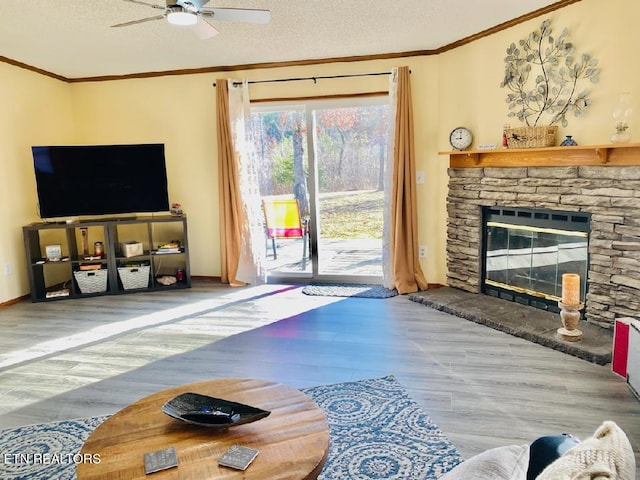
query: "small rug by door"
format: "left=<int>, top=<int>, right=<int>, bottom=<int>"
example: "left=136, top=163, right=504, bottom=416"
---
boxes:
left=302, top=283, right=398, bottom=298
left=0, top=375, right=461, bottom=479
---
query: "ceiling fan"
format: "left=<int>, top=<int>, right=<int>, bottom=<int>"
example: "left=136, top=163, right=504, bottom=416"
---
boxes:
left=112, top=0, right=271, bottom=39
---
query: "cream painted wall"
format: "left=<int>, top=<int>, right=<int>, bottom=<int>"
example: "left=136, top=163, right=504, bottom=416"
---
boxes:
left=437, top=0, right=638, bottom=150
left=2, top=0, right=637, bottom=302
left=0, top=63, right=75, bottom=303
left=70, top=57, right=443, bottom=281
left=71, top=76, right=220, bottom=278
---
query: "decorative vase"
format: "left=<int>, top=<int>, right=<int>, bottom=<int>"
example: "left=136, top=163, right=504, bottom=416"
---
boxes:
left=611, top=92, right=632, bottom=144
left=560, top=135, right=578, bottom=146
left=557, top=301, right=583, bottom=342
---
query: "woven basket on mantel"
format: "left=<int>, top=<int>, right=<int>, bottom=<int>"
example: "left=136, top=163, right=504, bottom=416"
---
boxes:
left=506, top=125, right=558, bottom=149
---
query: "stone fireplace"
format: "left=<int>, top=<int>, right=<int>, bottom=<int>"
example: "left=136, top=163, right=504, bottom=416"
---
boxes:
left=444, top=145, right=640, bottom=330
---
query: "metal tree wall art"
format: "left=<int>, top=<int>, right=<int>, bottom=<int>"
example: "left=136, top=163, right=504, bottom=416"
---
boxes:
left=500, top=19, right=600, bottom=127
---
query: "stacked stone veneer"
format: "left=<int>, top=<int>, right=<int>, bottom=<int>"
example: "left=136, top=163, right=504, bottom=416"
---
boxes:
left=447, top=165, right=640, bottom=329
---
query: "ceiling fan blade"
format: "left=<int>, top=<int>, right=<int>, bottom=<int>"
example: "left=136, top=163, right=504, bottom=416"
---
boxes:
left=122, top=0, right=166, bottom=10
left=176, top=0, right=207, bottom=11
left=191, top=17, right=219, bottom=39
left=198, top=7, right=270, bottom=24
left=111, top=14, right=166, bottom=27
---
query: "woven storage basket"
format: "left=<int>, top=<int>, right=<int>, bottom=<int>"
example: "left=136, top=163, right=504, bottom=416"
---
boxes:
left=74, top=269, right=108, bottom=294
left=118, top=265, right=150, bottom=290
left=506, top=125, right=558, bottom=148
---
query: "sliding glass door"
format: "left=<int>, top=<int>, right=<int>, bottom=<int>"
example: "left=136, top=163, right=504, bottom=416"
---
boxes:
left=312, top=102, right=388, bottom=278
left=251, top=105, right=312, bottom=278
left=251, top=96, right=390, bottom=283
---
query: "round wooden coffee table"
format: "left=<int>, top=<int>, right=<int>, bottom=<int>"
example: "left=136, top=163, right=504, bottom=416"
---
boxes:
left=76, top=378, right=330, bottom=479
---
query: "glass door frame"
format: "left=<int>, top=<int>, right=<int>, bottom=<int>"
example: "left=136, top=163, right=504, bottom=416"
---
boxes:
left=252, top=95, right=388, bottom=285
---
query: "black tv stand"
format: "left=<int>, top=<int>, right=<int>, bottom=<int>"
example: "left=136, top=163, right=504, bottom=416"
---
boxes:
left=23, top=215, right=190, bottom=302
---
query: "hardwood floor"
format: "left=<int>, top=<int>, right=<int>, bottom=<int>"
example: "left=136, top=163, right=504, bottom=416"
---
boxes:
left=0, top=280, right=638, bottom=474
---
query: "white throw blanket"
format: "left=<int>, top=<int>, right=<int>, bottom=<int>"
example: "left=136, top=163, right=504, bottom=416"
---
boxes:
left=536, top=421, right=636, bottom=480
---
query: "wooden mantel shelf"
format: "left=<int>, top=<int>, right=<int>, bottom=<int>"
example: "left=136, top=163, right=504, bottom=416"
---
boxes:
left=439, top=143, right=640, bottom=168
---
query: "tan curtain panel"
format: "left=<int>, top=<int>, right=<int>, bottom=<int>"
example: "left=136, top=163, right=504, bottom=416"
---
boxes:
left=216, top=79, right=243, bottom=285
left=390, top=66, right=428, bottom=294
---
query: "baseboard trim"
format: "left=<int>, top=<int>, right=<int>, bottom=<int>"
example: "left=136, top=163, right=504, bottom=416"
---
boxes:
left=191, top=275, right=222, bottom=282
left=0, top=294, right=29, bottom=308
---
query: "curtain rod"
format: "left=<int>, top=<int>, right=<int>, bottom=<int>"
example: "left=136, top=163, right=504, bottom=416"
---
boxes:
left=212, top=70, right=409, bottom=88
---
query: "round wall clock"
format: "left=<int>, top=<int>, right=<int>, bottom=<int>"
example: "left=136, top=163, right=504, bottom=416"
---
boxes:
left=449, top=127, right=473, bottom=150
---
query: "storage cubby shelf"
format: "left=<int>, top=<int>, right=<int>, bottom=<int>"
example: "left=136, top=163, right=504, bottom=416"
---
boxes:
left=23, top=215, right=190, bottom=302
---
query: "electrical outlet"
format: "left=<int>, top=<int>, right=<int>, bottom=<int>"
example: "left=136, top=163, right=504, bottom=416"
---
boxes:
left=416, top=170, right=425, bottom=184
left=4, top=262, right=13, bottom=275
left=419, top=245, right=427, bottom=258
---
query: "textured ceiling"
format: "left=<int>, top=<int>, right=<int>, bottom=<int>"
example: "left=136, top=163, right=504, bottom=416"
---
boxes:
left=0, top=0, right=567, bottom=80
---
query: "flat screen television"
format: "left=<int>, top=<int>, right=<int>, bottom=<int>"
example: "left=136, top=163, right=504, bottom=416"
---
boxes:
left=32, top=143, right=170, bottom=219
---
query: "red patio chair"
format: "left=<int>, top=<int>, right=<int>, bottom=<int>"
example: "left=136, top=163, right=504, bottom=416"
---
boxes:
left=262, top=198, right=309, bottom=269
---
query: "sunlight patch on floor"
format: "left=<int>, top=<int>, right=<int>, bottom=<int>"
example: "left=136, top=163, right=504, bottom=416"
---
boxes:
left=0, top=284, right=344, bottom=417
left=0, top=284, right=343, bottom=370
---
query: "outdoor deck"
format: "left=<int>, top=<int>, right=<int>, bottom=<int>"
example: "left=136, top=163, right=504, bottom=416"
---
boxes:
left=265, top=238, right=383, bottom=278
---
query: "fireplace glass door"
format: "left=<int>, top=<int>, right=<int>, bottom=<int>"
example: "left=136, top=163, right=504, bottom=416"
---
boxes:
left=482, top=207, right=589, bottom=311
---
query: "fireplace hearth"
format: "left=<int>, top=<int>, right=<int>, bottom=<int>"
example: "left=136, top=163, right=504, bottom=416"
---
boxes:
left=409, top=287, right=613, bottom=365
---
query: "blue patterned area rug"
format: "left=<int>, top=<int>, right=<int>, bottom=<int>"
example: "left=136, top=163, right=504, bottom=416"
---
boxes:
left=0, top=375, right=461, bottom=480
left=308, top=376, right=462, bottom=479
left=302, top=283, right=399, bottom=298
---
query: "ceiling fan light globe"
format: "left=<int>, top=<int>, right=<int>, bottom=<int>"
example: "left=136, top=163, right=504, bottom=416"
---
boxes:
left=167, top=11, right=198, bottom=26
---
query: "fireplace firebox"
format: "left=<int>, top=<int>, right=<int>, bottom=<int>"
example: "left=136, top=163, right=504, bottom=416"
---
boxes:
left=481, top=206, right=590, bottom=313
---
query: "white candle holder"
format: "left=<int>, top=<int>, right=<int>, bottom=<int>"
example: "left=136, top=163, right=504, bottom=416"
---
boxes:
left=557, top=301, right=584, bottom=342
